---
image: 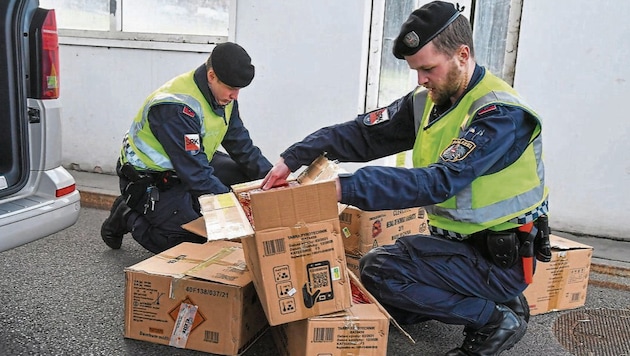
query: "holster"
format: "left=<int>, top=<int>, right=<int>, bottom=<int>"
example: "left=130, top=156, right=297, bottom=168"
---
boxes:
left=123, top=179, right=153, bottom=213
left=483, top=231, right=520, bottom=268
left=118, top=162, right=154, bottom=213
left=469, top=230, right=520, bottom=268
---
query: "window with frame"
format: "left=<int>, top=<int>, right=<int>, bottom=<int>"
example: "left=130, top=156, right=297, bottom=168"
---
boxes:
left=38, top=0, right=231, bottom=45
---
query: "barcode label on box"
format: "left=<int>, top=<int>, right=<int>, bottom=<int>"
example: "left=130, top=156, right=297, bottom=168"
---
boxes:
left=263, top=238, right=286, bottom=256
left=313, top=327, right=334, bottom=342
left=204, top=330, right=219, bottom=343
left=339, top=212, right=352, bottom=224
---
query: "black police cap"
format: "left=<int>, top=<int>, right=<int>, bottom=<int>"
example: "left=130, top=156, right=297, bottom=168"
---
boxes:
left=210, top=42, right=255, bottom=88
left=392, top=1, right=461, bottom=59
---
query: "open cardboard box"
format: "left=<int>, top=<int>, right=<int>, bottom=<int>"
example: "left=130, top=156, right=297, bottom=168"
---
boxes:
left=182, top=154, right=346, bottom=240
left=183, top=156, right=353, bottom=326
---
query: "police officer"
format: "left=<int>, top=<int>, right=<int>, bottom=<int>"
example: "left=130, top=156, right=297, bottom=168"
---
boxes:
left=262, top=2, right=548, bottom=355
left=101, top=42, right=272, bottom=254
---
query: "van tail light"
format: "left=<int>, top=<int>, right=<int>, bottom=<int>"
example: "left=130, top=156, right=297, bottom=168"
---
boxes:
left=29, top=8, right=60, bottom=99
left=56, top=184, right=76, bottom=198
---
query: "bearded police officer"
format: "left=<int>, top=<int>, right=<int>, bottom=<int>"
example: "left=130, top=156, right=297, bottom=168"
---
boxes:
left=101, top=42, right=272, bottom=254
left=262, top=2, right=548, bottom=355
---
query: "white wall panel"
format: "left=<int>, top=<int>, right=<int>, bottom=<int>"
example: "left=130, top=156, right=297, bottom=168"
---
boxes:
left=59, top=46, right=207, bottom=172
left=232, top=0, right=371, bottom=166
left=515, top=0, right=630, bottom=237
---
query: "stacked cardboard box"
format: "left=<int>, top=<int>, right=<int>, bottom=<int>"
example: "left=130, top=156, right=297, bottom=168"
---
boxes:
left=232, top=179, right=353, bottom=326
left=339, top=205, right=429, bottom=256
left=126, top=156, right=416, bottom=355
left=182, top=156, right=355, bottom=327
left=123, top=240, right=268, bottom=355
left=272, top=272, right=397, bottom=356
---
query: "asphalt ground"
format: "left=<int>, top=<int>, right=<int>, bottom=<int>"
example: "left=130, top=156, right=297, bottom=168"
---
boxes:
left=0, top=171, right=628, bottom=355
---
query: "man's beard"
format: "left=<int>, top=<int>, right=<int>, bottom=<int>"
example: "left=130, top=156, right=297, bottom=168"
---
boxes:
left=428, top=60, right=465, bottom=106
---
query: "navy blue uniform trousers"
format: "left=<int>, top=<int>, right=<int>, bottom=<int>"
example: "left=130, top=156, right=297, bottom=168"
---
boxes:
left=118, top=152, right=250, bottom=254
left=359, top=234, right=528, bottom=328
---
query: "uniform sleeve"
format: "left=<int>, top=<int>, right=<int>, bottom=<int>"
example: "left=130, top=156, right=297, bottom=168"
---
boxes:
left=340, top=105, right=537, bottom=211
left=221, top=101, right=273, bottom=179
left=148, top=103, right=230, bottom=197
left=280, top=91, right=418, bottom=171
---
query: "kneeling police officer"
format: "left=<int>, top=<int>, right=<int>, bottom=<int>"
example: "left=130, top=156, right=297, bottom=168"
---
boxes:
left=262, top=2, right=551, bottom=355
left=101, top=42, right=272, bottom=254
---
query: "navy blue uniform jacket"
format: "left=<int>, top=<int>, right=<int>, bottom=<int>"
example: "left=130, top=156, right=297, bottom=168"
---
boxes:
left=280, top=65, right=537, bottom=211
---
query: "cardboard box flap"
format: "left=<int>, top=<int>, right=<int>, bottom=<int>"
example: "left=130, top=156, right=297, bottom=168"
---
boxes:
left=181, top=217, right=207, bottom=238
left=184, top=245, right=252, bottom=287
left=314, top=302, right=387, bottom=320
left=231, top=177, right=298, bottom=194
left=347, top=270, right=415, bottom=344
left=197, top=192, right=254, bottom=241
left=249, top=180, right=339, bottom=231
left=125, top=241, right=252, bottom=286
left=550, top=234, right=594, bottom=250
left=297, top=154, right=348, bottom=215
left=126, top=241, right=217, bottom=276
left=297, top=154, right=342, bottom=184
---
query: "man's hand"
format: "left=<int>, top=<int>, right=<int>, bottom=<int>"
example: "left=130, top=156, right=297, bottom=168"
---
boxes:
left=261, top=158, right=291, bottom=190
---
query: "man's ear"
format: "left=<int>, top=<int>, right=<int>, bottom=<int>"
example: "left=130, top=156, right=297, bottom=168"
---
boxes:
left=458, top=45, right=470, bottom=64
left=207, top=69, right=215, bottom=83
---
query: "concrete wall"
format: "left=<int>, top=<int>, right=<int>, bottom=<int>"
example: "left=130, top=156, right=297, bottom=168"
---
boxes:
left=59, top=0, right=370, bottom=174
left=514, top=0, right=629, bottom=238
left=57, top=0, right=629, bottom=239
left=60, top=47, right=206, bottom=172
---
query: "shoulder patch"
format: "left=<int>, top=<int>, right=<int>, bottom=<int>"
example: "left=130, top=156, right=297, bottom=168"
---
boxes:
left=477, top=104, right=497, bottom=116
left=363, top=108, right=390, bottom=126
left=440, top=138, right=476, bottom=162
left=182, top=106, right=196, bottom=118
left=184, top=134, right=200, bottom=155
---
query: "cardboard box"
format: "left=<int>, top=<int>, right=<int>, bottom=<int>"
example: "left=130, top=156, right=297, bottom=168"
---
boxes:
left=181, top=154, right=346, bottom=241
left=124, top=241, right=268, bottom=355
left=183, top=181, right=352, bottom=326
left=272, top=272, right=414, bottom=356
left=239, top=180, right=352, bottom=326
left=339, top=205, right=429, bottom=256
left=523, top=234, right=593, bottom=315
left=182, top=156, right=352, bottom=326
left=345, top=253, right=361, bottom=276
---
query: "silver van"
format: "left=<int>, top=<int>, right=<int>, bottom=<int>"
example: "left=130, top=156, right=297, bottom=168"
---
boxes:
left=0, top=0, right=80, bottom=252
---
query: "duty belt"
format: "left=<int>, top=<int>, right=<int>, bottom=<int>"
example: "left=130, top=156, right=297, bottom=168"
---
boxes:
left=428, top=200, right=549, bottom=241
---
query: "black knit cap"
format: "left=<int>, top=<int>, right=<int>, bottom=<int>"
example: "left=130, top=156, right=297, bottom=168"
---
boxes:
left=392, top=1, right=461, bottom=59
left=210, top=42, right=255, bottom=88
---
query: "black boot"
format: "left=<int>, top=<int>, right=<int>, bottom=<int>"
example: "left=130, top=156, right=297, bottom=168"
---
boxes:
left=502, top=293, right=530, bottom=322
left=445, top=304, right=527, bottom=356
left=101, top=196, right=131, bottom=249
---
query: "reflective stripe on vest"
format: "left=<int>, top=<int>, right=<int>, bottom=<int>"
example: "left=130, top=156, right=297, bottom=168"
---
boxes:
left=122, top=70, right=232, bottom=171
left=412, top=71, right=548, bottom=235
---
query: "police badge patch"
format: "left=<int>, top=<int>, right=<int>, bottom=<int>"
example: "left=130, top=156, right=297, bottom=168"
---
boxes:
left=403, top=31, right=420, bottom=48
left=363, top=108, right=390, bottom=126
left=440, top=138, right=476, bottom=162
